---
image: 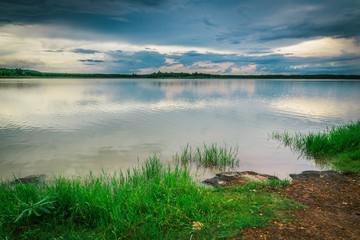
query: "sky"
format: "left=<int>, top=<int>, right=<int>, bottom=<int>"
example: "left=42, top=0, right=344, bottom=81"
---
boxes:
left=0, top=0, right=360, bottom=74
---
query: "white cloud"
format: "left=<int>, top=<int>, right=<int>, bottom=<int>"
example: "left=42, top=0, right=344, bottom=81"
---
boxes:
left=228, top=64, right=259, bottom=75
left=0, top=23, right=242, bottom=73
left=274, top=37, right=360, bottom=57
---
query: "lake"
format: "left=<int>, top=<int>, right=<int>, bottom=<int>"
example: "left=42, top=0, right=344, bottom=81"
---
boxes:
left=1, top=78, right=359, bottom=179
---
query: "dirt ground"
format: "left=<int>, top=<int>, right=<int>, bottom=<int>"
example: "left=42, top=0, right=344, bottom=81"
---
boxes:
left=241, top=171, right=360, bottom=240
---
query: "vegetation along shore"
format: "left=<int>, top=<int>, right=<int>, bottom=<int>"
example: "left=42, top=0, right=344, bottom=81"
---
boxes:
left=1, top=68, right=360, bottom=79
left=0, top=122, right=359, bottom=239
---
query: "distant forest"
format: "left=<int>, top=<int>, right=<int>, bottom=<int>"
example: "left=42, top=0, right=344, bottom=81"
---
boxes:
left=1, top=68, right=359, bottom=79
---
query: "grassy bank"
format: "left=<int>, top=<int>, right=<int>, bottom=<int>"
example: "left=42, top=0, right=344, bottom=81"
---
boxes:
left=0, top=155, right=299, bottom=239
left=272, top=121, right=360, bottom=173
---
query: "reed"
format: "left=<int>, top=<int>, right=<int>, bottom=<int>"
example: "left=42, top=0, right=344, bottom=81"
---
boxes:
left=0, top=155, right=297, bottom=239
left=174, top=143, right=240, bottom=170
left=272, top=121, right=360, bottom=173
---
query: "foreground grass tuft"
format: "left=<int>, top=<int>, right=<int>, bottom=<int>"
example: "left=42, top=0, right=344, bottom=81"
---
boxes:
left=174, top=143, right=240, bottom=170
left=0, top=155, right=298, bottom=239
left=272, top=121, right=360, bottom=173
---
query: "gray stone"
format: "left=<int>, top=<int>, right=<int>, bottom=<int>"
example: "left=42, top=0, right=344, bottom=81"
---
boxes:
left=203, top=171, right=279, bottom=187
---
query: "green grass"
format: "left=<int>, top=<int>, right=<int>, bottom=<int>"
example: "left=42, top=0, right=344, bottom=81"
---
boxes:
left=0, top=155, right=299, bottom=239
left=174, top=143, right=240, bottom=170
left=272, top=121, right=360, bottom=173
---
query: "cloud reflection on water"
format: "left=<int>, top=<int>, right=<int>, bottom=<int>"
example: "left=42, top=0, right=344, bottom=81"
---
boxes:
left=0, top=79, right=359, bottom=179
left=271, top=97, right=360, bottom=121
left=139, top=79, right=256, bottom=99
left=0, top=79, right=259, bottom=130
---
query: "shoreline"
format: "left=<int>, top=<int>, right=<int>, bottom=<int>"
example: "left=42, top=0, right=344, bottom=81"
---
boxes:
left=2, top=165, right=359, bottom=239
left=2, top=76, right=360, bottom=80
left=1, top=68, right=360, bottom=79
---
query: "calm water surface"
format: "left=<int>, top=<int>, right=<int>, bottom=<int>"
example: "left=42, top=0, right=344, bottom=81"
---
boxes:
left=1, top=78, right=360, bottom=179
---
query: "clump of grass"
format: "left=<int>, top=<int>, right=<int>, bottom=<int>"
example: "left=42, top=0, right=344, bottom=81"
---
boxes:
left=0, top=155, right=298, bottom=239
left=272, top=121, right=360, bottom=173
left=174, top=143, right=240, bottom=170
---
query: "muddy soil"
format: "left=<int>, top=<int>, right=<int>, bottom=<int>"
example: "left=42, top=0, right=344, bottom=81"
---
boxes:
left=241, top=170, right=360, bottom=240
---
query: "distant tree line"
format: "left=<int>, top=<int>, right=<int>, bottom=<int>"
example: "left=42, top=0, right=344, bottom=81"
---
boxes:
left=1, top=68, right=359, bottom=79
left=0, top=68, right=43, bottom=77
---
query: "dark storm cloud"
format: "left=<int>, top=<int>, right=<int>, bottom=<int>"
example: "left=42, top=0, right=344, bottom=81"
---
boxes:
left=245, top=49, right=273, bottom=55
left=164, top=51, right=360, bottom=74
left=217, top=0, right=360, bottom=44
left=86, top=49, right=359, bottom=74
left=251, top=54, right=360, bottom=74
left=71, top=46, right=360, bottom=74
left=255, top=55, right=360, bottom=74
left=79, top=59, right=104, bottom=63
left=203, top=17, right=217, bottom=27
left=0, top=0, right=166, bottom=16
left=0, top=19, right=11, bottom=24
left=1, top=0, right=359, bottom=47
left=167, top=51, right=247, bottom=67
left=254, top=13, right=360, bottom=42
left=78, top=59, right=105, bottom=65
left=45, top=49, right=100, bottom=54
left=72, top=49, right=100, bottom=54
left=1, top=0, right=360, bottom=74
left=44, top=50, right=64, bottom=53
left=104, top=51, right=168, bottom=73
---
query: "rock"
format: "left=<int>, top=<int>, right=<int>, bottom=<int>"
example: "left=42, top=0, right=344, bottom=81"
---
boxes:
left=203, top=171, right=279, bottom=187
left=8, top=174, right=47, bottom=186
left=289, top=170, right=349, bottom=183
